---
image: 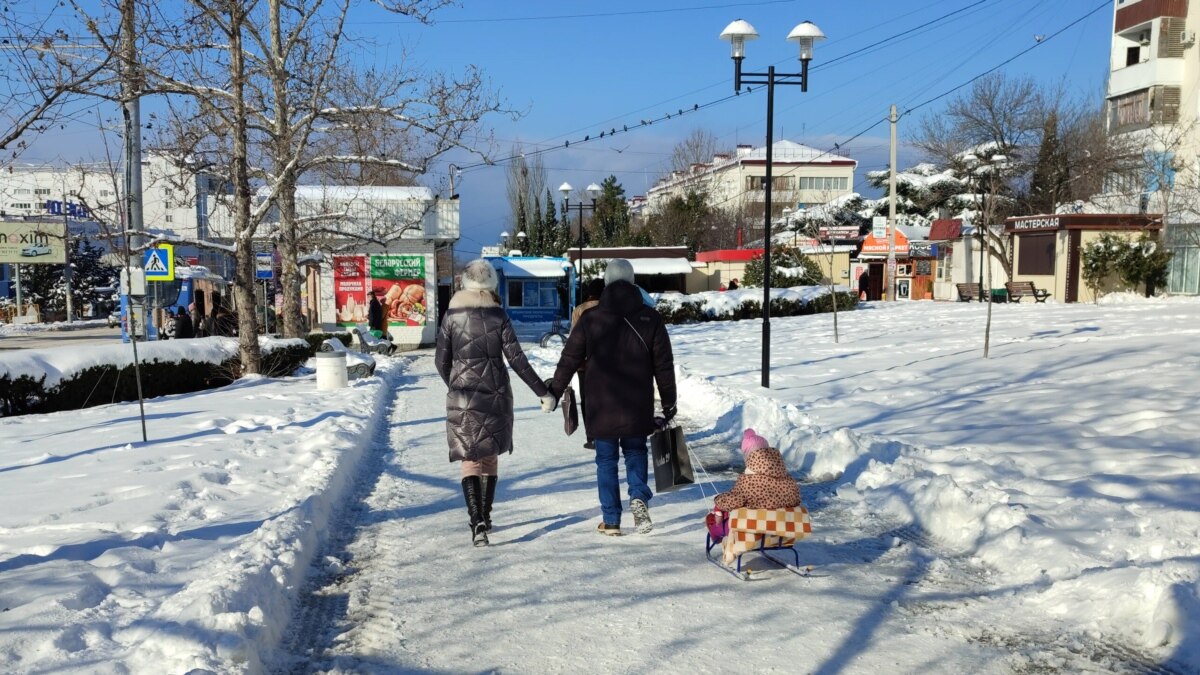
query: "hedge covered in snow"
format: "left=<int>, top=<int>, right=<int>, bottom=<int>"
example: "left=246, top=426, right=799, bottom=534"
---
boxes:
left=653, top=286, right=859, bottom=324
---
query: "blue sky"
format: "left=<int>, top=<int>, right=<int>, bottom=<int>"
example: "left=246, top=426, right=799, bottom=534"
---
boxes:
left=357, top=0, right=1113, bottom=257
left=18, top=0, right=1114, bottom=258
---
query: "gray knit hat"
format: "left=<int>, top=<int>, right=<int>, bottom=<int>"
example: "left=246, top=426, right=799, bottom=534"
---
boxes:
left=462, top=259, right=499, bottom=291
left=604, top=258, right=635, bottom=284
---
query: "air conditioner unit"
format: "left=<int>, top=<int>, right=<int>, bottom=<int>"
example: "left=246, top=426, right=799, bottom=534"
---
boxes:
left=1181, top=30, right=1196, bottom=46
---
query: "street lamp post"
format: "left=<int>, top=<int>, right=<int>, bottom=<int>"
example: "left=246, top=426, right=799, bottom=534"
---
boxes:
left=559, top=181, right=601, bottom=310
left=499, top=230, right=510, bottom=256
left=720, top=18, right=824, bottom=389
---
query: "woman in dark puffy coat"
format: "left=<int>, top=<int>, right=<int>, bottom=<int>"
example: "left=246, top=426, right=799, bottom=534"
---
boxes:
left=436, top=259, right=555, bottom=547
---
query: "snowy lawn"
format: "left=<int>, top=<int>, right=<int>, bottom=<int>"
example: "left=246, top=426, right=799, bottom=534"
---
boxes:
left=0, top=361, right=400, bottom=672
left=1, top=295, right=1199, bottom=673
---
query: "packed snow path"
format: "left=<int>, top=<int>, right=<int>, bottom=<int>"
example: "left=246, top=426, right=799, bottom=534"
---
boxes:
left=273, top=346, right=1187, bottom=674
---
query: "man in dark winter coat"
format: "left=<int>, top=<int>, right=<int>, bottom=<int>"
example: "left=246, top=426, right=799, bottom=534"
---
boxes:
left=437, top=259, right=555, bottom=547
left=367, top=289, right=385, bottom=336
left=547, top=258, right=677, bottom=536
left=174, top=307, right=195, bottom=339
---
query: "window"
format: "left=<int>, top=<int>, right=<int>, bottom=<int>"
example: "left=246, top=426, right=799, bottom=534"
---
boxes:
left=507, top=281, right=523, bottom=307
left=165, top=214, right=174, bottom=223
left=1126, top=45, right=1141, bottom=66
left=798, top=176, right=849, bottom=191
left=746, top=176, right=794, bottom=191
left=8, top=202, right=31, bottom=209
left=1017, top=234, right=1055, bottom=276
left=163, top=188, right=174, bottom=197
left=14, top=188, right=30, bottom=195
left=34, top=188, right=50, bottom=195
left=100, top=189, right=111, bottom=197
left=507, top=280, right=562, bottom=310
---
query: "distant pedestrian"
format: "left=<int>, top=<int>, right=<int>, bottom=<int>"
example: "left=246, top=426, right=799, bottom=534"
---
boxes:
left=174, top=306, right=195, bottom=339
left=728, top=278, right=739, bottom=291
left=367, top=289, right=385, bottom=337
left=546, top=258, right=678, bottom=536
left=858, top=268, right=870, bottom=301
left=436, top=259, right=556, bottom=547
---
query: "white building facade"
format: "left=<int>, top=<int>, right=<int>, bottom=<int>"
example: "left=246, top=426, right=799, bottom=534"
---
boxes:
left=645, top=140, right=857, bottom=226
left=1104, top=0, right=1200, bottom=294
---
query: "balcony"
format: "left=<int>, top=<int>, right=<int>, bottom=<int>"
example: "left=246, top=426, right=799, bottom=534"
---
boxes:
left=1109, top=58, right=1185, bottom=98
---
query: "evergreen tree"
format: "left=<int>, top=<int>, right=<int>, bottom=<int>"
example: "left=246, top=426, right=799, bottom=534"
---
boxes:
left=741, top=245, right=822, bottom=288
left=1029, top=111, right=1069, bottom=214
left=17, top=236, right=117, bottom=319
left=514, top=193, right=527, bottom=253
left=593, top=175, right=630, bottom=246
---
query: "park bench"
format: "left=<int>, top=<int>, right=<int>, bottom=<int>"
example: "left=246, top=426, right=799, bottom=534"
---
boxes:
left=351, top=326, right=397, bottom=355
left=1005, top=281, right=1050, bottom=303
left=955, top=283, right=984, bottom=302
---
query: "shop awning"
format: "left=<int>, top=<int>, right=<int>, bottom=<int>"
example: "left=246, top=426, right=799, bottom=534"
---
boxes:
left=488, top=257, right=569, bottom=278
left=627, top=257, right=693, bottom=275
left=860, top=229, right=909, bottom=256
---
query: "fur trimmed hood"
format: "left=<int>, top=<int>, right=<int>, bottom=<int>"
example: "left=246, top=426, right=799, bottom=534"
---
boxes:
left=449, top=289, right=500, bottom=310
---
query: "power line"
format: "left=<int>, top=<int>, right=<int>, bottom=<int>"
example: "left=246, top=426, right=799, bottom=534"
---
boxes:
left=355, top=0, right=797, bottom=25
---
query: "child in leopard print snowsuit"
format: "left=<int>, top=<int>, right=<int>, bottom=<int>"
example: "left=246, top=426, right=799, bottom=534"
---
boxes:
left=713, top=429, right=801, bottom=512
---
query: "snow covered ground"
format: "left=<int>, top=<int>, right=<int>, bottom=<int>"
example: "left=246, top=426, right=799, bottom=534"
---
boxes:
left=2, top=295, right=1199, bottom=673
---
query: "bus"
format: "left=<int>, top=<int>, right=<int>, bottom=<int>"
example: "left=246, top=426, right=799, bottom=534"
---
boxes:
left=119, top=265, right=230, bottom=342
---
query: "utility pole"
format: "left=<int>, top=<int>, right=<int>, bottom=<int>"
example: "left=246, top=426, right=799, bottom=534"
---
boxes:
left=62, top=176, right=74, bottom=322
left=887, top=104, right=898, bottom=301
left=121, top=0, right=148, bottom=442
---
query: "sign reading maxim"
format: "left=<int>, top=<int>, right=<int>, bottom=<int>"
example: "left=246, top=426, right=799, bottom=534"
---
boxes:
left=0, top=222, right=67, bottom=264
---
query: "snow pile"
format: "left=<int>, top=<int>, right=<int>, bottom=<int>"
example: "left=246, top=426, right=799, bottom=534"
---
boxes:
left=0, top=361, right=398, bottom=671
left=0, top=318, right=109, bottom=336
left=653, top=286, right=842, bottom=316
left=0, top=336, right=308, bottom=387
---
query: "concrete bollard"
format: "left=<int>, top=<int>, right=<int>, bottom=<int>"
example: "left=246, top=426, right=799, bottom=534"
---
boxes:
left=315, top=350, right=348, bottom=390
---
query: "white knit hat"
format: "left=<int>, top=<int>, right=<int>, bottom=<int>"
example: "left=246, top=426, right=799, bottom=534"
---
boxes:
left=604, top=258, right=635, bottom=284
left=462, top=259, right=499, bottom=291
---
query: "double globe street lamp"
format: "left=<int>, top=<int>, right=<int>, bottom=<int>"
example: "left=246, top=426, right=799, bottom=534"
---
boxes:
left=720, top=18, right=824, bottom=389
left=559, top=181, right=602, bottom=307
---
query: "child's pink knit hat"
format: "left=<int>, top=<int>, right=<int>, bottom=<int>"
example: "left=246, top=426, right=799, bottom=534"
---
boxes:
left=740, top=428, right=769, bottom=454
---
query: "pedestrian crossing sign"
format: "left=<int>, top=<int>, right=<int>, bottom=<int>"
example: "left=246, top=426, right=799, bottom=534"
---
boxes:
left=144, top=244, right=174, bottom=281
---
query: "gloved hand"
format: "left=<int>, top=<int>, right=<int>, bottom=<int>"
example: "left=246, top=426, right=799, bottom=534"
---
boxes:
left=662, top=404, right=677, bottom=422
left=540, top=394, right=558, bottom=413
left=543, top=379, right=557, bottom=398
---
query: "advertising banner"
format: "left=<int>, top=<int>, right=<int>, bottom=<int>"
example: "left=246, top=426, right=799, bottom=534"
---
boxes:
left=0, top=221, right=67, bottom=264
left=370, top=254, right=428, bottom=327
left=332, top=255, right=369, bottom=326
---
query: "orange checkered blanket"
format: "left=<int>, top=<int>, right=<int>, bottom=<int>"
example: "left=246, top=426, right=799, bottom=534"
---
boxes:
left=721, top=506, right=812, bottom=565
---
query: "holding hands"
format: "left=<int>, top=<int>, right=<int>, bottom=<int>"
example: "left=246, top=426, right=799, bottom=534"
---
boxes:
left=540, top=394, right=558, bottom=413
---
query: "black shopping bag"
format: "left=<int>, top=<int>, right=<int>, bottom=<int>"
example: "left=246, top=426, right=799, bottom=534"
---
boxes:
left=562, top=386, right=579, bottom=436
left=650, top=425, right=694, bottom=492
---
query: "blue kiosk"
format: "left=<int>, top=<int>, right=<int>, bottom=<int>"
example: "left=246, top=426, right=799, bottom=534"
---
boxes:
left=483, top=256, right=574, bottom=323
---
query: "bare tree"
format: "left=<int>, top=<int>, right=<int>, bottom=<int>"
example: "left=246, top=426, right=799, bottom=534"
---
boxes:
left=668, top=128, right=726, bottom=174
left=0, top=5, right=121, bottom=163
left=505, top=148, right=547, bottom=235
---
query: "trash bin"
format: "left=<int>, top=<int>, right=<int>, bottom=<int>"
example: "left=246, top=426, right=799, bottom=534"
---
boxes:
left=315, top=350, right=348, bottom=390
left=990, top=289, right=1008, bottom=303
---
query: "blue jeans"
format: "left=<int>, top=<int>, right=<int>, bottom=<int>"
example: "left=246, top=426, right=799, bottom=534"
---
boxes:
left=594, top=437, right=652, bottom=527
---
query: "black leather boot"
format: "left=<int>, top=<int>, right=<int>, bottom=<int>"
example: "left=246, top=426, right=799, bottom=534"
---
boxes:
left=461, top=476, right=488, bottom=546
left=481, top=475, right=496, bottom=532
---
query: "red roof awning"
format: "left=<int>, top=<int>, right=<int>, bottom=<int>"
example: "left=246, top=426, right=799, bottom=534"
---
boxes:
left=929, top=219, right=962, bottom=241
left=695, top=248, right=763, bottom=263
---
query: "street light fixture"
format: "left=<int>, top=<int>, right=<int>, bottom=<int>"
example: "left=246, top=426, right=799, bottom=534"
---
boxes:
left=515, top=230, right=527, bottom=254
left=499, top=230, right=510, bottom=255
left=720, top=17, right=824, bottom=389
left=560, top=181, right=602, bottom=309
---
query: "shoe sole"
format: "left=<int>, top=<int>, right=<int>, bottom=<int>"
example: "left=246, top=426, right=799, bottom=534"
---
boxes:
left=597, top=526, right=622, bottom=536
left=631, top=500, right=653, bottom=534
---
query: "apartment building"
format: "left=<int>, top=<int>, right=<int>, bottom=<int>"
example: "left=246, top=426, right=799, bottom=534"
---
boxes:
left=0, top=153, right=227, bottom=270
left=645, top=140, right=857, bottom=222
left=1105, top=0, right=1200, bottom=294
